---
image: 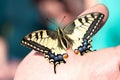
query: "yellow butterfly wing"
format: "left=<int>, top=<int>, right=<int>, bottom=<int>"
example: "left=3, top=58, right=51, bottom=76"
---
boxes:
left=63, top=12, right=104, bottom=55
left=21, top=30, right=68, bottom=64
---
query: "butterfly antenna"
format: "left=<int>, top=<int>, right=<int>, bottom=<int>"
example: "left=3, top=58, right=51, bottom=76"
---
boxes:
left=46, top=18, right=57, bottom=26
left=54, top=63, right=57, bottom=74
left=58, top=16, right=66, bottom=26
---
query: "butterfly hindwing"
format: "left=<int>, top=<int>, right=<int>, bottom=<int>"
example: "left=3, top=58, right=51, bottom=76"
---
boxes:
left=63, top=12, right=104, bottom=55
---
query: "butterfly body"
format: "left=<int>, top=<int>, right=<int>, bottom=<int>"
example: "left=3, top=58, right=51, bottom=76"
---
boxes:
left=21, top=12, right=104, bottom=73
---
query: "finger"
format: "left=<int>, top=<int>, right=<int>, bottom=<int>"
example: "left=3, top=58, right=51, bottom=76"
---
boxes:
left=80, top=4, right=108, bottom=26
left=67, top=4, right=108, bottom=56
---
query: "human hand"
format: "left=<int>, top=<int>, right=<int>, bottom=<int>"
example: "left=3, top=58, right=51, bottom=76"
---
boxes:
left=14, top=4, right=120, bottom=80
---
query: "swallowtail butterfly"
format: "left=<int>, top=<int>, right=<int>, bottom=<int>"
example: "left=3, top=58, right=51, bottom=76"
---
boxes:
left=21, top=12, right=104, bottom=73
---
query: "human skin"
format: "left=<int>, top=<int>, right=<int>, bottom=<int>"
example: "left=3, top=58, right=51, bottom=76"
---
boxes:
left=14, top=4, right=120, bottom=80
left=0, top=38, right=18, bottom=80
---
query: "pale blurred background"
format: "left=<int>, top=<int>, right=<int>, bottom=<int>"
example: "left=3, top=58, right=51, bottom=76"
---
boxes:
left=0, top=0, right=120, bottom=80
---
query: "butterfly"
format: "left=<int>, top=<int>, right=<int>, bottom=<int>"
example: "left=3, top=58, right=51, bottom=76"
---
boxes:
left=21, top=12, right=104, bottom=73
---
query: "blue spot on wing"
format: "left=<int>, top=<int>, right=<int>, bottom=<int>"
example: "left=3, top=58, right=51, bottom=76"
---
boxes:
left=46, top=51, right=66, bottom=73
left=47, top=51, right=66, bottom=64
left=77, top=39, right=91, bottom=55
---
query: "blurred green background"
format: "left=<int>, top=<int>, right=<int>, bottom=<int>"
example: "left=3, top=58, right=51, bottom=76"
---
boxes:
left=0, top=0, right=45, bottom=60
left=0, top=0, right=120, bottom=60
left=92, top=0, right=120, bottom=50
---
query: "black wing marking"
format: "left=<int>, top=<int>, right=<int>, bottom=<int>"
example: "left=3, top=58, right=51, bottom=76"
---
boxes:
left=21, top=30, right=68, bottom=73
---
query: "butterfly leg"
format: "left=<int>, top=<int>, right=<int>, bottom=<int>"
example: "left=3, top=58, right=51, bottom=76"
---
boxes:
left=45, top=52, right=68, bottom=73
left=74, top=38, right=92, bottom=55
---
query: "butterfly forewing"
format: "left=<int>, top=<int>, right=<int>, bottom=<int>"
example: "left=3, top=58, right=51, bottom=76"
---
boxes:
left=22, top=30, right=67, bottom=62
